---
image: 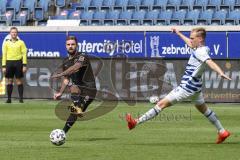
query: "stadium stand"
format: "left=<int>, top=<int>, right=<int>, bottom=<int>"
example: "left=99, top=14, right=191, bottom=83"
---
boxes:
left=1, top=0, right=240, bottom=26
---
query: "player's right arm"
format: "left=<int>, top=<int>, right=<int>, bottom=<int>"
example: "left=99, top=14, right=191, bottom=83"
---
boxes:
left=171, top=27, right=193, bottom=48
left=54, top=77, right=69, bottom=100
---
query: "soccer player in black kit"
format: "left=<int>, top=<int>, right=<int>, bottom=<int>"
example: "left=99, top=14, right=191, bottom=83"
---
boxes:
left=51, top=36, right=96, bottom=134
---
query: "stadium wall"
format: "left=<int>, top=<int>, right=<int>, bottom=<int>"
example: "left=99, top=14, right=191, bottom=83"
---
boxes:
left=0, top=26, right=239, bottom=102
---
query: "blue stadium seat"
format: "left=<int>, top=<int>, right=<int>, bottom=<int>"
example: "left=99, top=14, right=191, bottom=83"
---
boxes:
left=7, top=0, right=21, bottom=13
left=104, top=10, right=120, bottom=25
left=115, top=0, right=129, bottom=6
left=38, top=0, right=50, bottom=12
left=93, top=11, right=106, bottom=19
left=168, top=0, right=182, bottom=6
left=142, top=0, right=155, bottom=6
left=145, top=10, right=159, bottom=19
left=212, top=9, right=228, bottom=24
left=22, top=0, right=35, bottom=13
left=81, top=11, right=94, bottom=20
left=3, top=10, right=14, bottom=25
left=228, top=9, right=240, bottom=19
left=158, top=10, right=173, bottom=24
left=128, top=0, right=141, bottom=6
left=171, top=9, right=186, bottom=24
left=208, top=0, right=222, bottom=6
left=106, top=10, right=120, bottom=19
left=132, top=10, right=146, bottom=19
left=117, top=10, right=132, bottom=25
left=91, top=11, right=106, bottom=26
left=155, top=0, right=168, bottom=6
left=91, top=0, right=104, bottom=7
left=119, top=10, right=133, bottom=19
left=223, top=0, right=236, bottom=5
left=185, top=9, right=200, bottom=24
left=182, top=0, right=195, bottom=6
left=80, top=0, right=92, bottom=7
left=195, top=0, right=209, bottom=5
left=222, top=0, right=238, bottom=10
left=0, top=0, right=7, bottom=14
left=55, top=0, right=66, bottom=8
left=34, top=7, right=44, bottom=21
left=102, top=0, right=115, bottom=6
left=199, top=9, right=214, bottom=24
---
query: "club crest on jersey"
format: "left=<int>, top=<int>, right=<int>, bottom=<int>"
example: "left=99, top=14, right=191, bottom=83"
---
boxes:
left=77, top=56, right=85, bottom=62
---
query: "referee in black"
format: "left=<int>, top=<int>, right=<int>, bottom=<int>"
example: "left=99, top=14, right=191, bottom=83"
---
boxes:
left=2, top=27, right=27, bottom=103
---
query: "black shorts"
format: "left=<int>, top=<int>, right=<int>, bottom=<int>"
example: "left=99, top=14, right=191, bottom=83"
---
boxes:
left=5, top=60, right=23, bottom=79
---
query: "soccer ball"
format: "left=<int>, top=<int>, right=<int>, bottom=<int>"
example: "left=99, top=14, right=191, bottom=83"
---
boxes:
left=149, top=96, right=159, bottom=104
left=49, top=129, right=66, bottom=146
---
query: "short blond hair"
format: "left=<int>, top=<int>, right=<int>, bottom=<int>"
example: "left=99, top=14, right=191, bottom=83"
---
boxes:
left=192, top=27, right=206, bottom=39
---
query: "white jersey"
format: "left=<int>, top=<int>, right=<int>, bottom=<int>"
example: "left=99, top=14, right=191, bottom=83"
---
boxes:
left=180, top=46, right=211, bottom=93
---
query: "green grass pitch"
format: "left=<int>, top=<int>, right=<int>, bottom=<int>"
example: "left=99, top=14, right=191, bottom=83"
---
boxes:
left=0, top=100, right=239, bottom=160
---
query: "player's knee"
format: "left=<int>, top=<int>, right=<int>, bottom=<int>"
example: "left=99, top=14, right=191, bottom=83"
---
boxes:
left=71, top=93, right=81, bottom=106
left=70, top=85, right=80, bottom=94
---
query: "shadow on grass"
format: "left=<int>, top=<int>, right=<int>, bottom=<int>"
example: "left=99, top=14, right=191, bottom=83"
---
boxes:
left=126, top=141, right=240, bottom=146
left=80, top=137, right=117, bottom=142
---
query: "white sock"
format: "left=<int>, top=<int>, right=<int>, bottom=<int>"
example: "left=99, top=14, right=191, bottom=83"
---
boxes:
left=137, top=105, right=162, bottom=125
left=204, top=108, right=225, bottom=133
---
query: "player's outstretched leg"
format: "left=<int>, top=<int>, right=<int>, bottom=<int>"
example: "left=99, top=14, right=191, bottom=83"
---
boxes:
left=125, top=98, right=171, bottom=130
left=195, top=104, right=231, bottom=144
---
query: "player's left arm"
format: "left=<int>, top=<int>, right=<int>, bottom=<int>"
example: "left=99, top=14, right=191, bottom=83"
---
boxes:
left=206, top=59, right=232, bottom=80
left=21, top=41, right=27, bottom=73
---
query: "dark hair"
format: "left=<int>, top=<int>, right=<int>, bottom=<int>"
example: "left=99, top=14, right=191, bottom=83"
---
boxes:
left=66, top=35, right=78, bottom=44
left=10, top=26, right=18, bottom=32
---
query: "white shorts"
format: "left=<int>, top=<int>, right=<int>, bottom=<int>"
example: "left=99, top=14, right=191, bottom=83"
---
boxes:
left=165, top=86, right=205, bottom=105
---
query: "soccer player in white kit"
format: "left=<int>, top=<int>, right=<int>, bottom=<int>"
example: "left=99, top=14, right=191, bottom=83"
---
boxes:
left=126, top=27, right=231, bottom=144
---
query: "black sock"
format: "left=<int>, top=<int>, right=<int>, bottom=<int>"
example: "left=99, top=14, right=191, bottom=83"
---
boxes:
left=18, top=84, right=23, bottom=100
left=63, top=114, right=78, bottom=133
left=7, top=84, right=13, bottom=100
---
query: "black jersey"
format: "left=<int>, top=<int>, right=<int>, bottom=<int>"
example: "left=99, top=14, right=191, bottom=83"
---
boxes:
left=63, top=53, right=96, bottom=88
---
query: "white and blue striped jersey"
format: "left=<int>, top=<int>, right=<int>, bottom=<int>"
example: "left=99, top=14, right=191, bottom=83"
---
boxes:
left=180, top=46, right=211, bottom=93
